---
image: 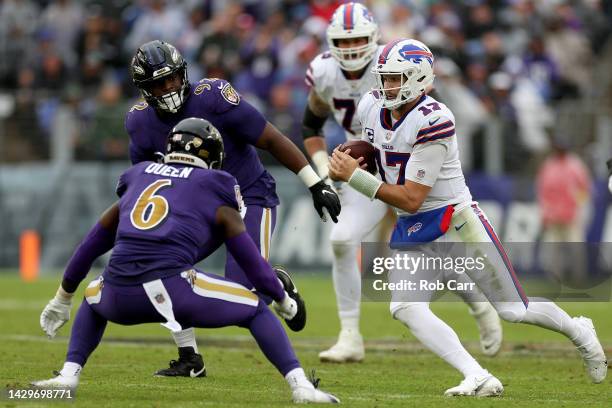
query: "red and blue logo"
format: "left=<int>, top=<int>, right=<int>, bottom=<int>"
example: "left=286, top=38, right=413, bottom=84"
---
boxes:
left=398, top=44, right=433, bottom=66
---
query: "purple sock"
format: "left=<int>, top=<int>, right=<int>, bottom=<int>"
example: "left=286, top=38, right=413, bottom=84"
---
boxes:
left=62, top=222, right=116, bottom=292
left=248, top=303, right=300, bottom=376
left=66, top=300, right=107, bottom=367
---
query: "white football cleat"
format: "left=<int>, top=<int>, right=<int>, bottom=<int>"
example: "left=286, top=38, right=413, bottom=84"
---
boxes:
left=573, top=316, right=608, bottom=383
left=444, top=371, right=503, bottom=397
left=292, top=386, right=340, bottom=403
left=31, top=372, right=79, bottom=389
left=319, top=329, right=364, bottom=363
left=469, top=302, right=502, bottom=357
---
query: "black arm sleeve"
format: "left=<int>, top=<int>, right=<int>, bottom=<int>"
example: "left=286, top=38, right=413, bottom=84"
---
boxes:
left=302, top=104, right=328, bottom=140
left=607, top=158, right=612, bottom=177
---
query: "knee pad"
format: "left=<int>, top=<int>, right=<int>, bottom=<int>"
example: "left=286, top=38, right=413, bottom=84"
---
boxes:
left=331, top=241, right=358, bottom=259
left=497, top=303, right=527, bottom=323
left=390, top=301, right=429, bottom=321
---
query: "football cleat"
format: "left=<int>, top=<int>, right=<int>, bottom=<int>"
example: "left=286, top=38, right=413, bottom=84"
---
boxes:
left=573, top=316, right=607, bottom=383
left=319, top=329, right=364, bottom=363
left=292, top=387, right=340, bottom=404
left=154, top=347, right=206, bottom=378
left=274, top=266, right=306, bottom=332
left=469, top=302, right=503, bottom=357
left=32, top=371, right=79, bottom=389
left=444, top=371, right=503, bottom=397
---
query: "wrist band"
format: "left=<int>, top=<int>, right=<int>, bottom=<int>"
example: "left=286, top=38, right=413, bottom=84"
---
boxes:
left=348, top=168, right=383, bottom=200
left=298, top=165, right=321, bottom=188
left=312, top=150, right=330, bottom=179
left=56, top=285, right=74, bottom=303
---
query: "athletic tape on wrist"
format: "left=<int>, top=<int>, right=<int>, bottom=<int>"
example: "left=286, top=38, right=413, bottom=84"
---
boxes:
left=312, top=150, right=330, bottom=178
left=348, top=168, right=383, bottom=200
left=298, top=165, right=321, bottom=188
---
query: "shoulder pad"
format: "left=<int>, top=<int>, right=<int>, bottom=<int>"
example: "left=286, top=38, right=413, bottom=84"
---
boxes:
left=192, top=78, right=240, bottom=111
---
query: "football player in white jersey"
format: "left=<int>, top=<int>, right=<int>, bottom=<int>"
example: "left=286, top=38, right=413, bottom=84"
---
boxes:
left=329, top=38, right=607, bottom=395
left=303, top=3, right=502, bottom=363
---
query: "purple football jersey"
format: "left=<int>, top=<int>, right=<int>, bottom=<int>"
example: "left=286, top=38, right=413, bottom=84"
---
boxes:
left=104, top=162, right=238, bottom=285
left=125, top=78, right=279, bottom=208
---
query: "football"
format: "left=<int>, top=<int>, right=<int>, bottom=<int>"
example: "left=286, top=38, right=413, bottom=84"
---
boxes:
left=338, top=140, right=377, bottom=174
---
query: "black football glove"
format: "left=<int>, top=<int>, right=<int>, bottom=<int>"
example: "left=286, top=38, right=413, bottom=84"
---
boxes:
left=607, top=158, right=612, bottom=177
left=274, top=266, right=306, bottom=332
left=309, top=180, right=341, bottom=223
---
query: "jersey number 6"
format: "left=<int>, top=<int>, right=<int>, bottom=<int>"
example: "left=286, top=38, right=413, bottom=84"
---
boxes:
left=130, top=179, right=172, bottom=230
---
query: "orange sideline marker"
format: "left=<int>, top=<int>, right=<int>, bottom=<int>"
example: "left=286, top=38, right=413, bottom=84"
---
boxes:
left=20, top=230, right=40, bottom=282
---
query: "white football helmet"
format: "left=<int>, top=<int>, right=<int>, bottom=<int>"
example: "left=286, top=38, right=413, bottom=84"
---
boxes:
left=371, top=39, right=435, bottom=109
left=326, top=2, right=379, bottom=71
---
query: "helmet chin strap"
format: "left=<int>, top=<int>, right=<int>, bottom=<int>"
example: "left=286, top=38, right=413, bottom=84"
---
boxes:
left=164, top=153, right=209, bottom=169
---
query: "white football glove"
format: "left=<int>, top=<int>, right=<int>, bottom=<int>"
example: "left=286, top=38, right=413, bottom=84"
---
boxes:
left=608, top=175, right=612, bottom=194
left=273, top=292, right=298, bottom=320
left=40, top=288, right=73, bottom=339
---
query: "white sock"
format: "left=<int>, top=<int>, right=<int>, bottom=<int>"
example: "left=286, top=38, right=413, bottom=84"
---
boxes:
left=395, top=305, right=487, bottom=378
left=332, top=242, right=361, bottom=328
left=521, top=299, right=584, bottom=344
left=172, top=327, right=199, bottom=353
left=60, top=362, right=82, bottom=377
left=285, top=368, right=314, bottom=391
left=340, top=316, right=360, bottom=332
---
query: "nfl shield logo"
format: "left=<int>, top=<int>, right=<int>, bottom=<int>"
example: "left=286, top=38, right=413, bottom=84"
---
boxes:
left=155, top=293, right=165, bottom=304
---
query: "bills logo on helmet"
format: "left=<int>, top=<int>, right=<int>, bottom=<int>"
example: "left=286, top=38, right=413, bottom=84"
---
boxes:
left=362, top=6, right=374, bottom=22
left=399, top=44, right=433, bottom=66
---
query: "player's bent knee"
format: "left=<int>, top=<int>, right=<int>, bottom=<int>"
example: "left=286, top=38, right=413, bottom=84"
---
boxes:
left=330, top=240, right=358, bottom=256
left=497, top=304, right=526, bottom=323
left=389, top=301, right=428, bottom=321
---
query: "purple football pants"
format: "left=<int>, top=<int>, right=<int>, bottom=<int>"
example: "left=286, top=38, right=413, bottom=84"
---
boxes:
left=65, top=271, right=300, bottom=376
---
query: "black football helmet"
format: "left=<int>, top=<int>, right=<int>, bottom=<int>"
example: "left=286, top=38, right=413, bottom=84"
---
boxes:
left=165, top=118, right=224, bottom=169
left=131, top=40, right=190, bottom=113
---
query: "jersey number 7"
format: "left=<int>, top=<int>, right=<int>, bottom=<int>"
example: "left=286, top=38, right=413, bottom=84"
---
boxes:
left=374, top=149, right=411, bottom=184
left=333, top=98, right=355, bottom=134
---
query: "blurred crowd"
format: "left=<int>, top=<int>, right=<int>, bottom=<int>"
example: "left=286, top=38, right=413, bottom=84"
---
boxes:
left=0, top=0, right=610, bottom=174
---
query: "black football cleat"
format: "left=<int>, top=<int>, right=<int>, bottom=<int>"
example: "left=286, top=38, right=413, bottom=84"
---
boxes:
left=154, top=347, right=206, bottom=378
left=274, top=265, right=307, bottom=332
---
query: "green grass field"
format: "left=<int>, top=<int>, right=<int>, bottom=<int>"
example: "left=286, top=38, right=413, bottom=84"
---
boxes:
left=0, top=272, right=610, bottom=407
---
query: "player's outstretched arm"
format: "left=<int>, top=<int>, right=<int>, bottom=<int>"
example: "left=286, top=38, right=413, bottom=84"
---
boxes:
left=40, top=202, right=119, bottom=338
left=303, top=90, right=332, bottom=180
left=217, top=205, right=286, bottom=303
left=256, top=122, right=341, bottom=223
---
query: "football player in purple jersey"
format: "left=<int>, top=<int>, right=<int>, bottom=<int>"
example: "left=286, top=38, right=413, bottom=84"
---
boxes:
left=51, top=40, right=341, bottom=377
left=33, top=118, right=339, bottom=404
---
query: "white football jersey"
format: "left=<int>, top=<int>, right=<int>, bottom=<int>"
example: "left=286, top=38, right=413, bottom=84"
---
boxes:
left=357, top=92, right=472, bottom=215
left=305, top=46, right=384, bottom=140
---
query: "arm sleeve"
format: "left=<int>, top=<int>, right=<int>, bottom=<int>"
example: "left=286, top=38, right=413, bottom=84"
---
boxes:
left=61, top=222, right=116, bottom=293
left=404, top=143, right=447, bottom=187
left=224, top=231, right=285, bottom=301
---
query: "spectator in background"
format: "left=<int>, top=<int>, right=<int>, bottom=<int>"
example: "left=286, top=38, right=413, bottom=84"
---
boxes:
left=536, top=138, right=592, bottom=283
left=39, top=0, right=84, bottom=70
left=124, top=0, right=186, bottom=55
left=0, top=0, right=40, bottom=87
left=78, top=80, right=129, bottom=161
